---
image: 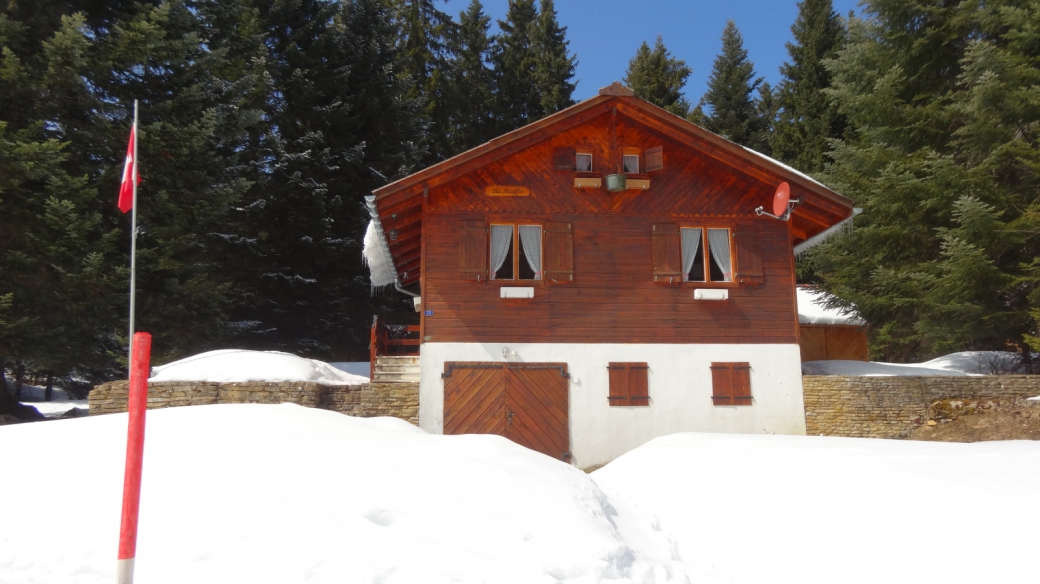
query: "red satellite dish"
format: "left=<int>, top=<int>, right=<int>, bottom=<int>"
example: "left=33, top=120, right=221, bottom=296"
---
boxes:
left=773, top=182, right=791, bottom=217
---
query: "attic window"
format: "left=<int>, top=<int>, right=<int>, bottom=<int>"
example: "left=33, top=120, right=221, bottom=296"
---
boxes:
left=575, top=151, right=593, bottom=172
left=623, top=154, right=639, bottom=173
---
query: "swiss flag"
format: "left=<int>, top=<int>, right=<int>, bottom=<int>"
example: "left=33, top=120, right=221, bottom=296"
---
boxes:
left=118, top=125, right=141, bottom=214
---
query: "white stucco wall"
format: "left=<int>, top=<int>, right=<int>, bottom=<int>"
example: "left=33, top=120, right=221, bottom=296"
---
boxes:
left=419, top=342, right=806, bottom=469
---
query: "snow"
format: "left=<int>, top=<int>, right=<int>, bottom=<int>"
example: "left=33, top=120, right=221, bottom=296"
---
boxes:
left=27, top=399, right=89, bottom=417
left=3, top=407, right=1038, bottom=583
left=803, top=351, right=1031, bottom=376
left=803, top=359, right=970, bottom=376
left=741, top=145, right=829, bottom=189
left=363, top=218, right=397, bottom=292
left=797, top=287, right=865, bottom=325
left=593, top=432, right=1040, bottom=584
left=329, top=361, right=371, bottom=378
left=0, top=404, right=683, bottom=584
left=150, top=350, right=368, bottom=385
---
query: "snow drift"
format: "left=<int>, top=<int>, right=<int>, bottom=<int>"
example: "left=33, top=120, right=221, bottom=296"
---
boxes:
left=0, top=404, right=681, bottom=584
left=803, top=350, right=1030, bottom=376
left=150, top=349, right=368, bottom=385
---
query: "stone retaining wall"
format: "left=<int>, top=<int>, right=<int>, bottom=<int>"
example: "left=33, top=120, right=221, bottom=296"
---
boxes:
left=89, top=380, right=419, bottom=425
left=803, top=375, right=1040, bottom=438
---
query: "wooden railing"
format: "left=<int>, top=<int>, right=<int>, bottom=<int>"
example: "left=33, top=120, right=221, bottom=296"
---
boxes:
left=369, top=315, right=421, bottom=376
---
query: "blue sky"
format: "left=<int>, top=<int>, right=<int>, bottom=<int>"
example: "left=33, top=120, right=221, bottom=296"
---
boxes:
left=441, top=0, right=861, bottom=103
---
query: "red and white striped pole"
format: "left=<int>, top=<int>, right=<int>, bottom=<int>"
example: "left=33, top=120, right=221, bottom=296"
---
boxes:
left=117, top=332, right=151, bottom=584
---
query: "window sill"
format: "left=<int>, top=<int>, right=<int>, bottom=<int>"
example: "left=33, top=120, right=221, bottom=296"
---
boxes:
left=488, top=279, right=545, bottom=287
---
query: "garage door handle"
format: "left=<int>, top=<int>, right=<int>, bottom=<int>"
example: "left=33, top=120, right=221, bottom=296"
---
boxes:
left=506, top=409, right=514, bottom=425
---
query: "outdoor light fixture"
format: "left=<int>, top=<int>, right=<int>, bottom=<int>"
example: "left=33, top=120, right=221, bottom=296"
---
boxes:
left=388, top=214, right=399, bottom=240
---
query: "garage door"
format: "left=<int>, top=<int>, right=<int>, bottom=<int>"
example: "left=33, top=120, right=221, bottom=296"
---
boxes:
left=442, top=362, right=569, bottom=461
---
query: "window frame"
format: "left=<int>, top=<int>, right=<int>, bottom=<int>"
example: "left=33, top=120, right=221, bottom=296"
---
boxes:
left=622, top=149, right=641, bottom=174
left=488, top=220, right=545, bottom=285
left=679, top=224, right=737, bottom=287
left=575, top=150, right=593, bottom=173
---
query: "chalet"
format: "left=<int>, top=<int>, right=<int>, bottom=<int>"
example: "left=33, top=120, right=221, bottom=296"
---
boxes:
left=363, top=83, right=854, bottom=469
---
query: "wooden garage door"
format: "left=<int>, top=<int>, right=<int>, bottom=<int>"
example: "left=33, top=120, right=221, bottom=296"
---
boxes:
left=443, top=362, right=569, bottom=460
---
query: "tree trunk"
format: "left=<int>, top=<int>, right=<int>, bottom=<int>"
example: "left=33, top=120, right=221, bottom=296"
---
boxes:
left=14, top=363, right=25, bottom=401
left=45, top=374, right=53, bottom=402
left=0, top=360, right=8, bottom=395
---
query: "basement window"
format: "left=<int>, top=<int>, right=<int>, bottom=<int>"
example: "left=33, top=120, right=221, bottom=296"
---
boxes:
left=575, top=151, right=593, bottom=172
left=491, top=223, right=542, bottom=281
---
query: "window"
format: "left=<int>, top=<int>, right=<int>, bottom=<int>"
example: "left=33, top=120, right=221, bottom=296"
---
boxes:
left=710, top=362, right=752, bottom=406
left=681, top=228, right=732, bottom=282
left=607, top=362, right=649, bottom=406
left=490, top=224, right=542, bottom=281
left=458, top=221, right=573, bottom=283
left=575, top=151, right=593, bottom=172
left=623, top=153, right=639, bottom=173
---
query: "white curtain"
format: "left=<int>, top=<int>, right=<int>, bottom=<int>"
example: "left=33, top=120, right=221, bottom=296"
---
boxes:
left=490, top=224, right=513, bottom=278
left=707, top=228, right=732, bottom=281
left=681, top=228, right=702, bottom=281
left=519, top=225, right=542, bottom=279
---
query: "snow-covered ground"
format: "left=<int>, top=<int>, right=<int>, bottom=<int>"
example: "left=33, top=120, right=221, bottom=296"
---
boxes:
left=329, top=361, right=371, bottom=378
left=2, top=404, right=1038, bottom=584
left=804, top=350, right=1029, bottom=376
left=151, top=349, right=369, bottom=384
left=797, top=287, right=865, bottom=325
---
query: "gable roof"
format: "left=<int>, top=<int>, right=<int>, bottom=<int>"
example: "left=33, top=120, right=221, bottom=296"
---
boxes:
left=369, top=90, right=855, bottom=288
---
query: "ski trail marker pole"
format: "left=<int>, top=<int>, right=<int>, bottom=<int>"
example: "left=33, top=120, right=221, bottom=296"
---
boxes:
left=117, top=332, right=151, bottom=584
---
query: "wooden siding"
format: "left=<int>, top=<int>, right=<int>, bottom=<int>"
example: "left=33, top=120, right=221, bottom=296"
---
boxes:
left=799, top=325, right=869, bottom=361
left=422, top=213, right=798, bottom=344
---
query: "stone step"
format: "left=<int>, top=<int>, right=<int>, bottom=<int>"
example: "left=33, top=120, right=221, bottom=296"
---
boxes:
left=376, top=356, right=420, bottom=365
left=373, top=372, right=421, bottom=383
left=375, top=366, right=421, bottom=375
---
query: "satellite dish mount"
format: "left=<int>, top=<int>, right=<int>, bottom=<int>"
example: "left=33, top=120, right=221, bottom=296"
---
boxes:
left=756, top=182, right=800, bottom=221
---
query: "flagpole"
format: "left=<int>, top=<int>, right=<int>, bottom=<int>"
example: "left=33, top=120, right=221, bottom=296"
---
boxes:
left=128, top=99, right=138, bottom=358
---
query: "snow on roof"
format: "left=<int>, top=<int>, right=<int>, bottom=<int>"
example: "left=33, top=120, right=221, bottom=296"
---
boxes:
left=740, top=145, right=829, bottom=190
left=150, top=350, right=369, bottom=385
left=802, top=359, right=970, bottom=376
left=363, top=219, right=397, bottom=293
left=797, top=287, right=865, bottom=326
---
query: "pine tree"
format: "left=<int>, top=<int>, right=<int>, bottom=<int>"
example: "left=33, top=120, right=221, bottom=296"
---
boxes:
left=623, top=36, right=692, bottom=117
left=446, top=0, right=496, bottom=154
left=388, top=0, right=456, bottom=161
left=699, top=20, right=767, bottom=149
left=217, top=0, right=424, bottom=360
left=810, top=0, right=1040, bottom=362
left=532, top=0, right=576, bottom=115
left=493, top=0, right=541, bottom=133
left=771, top=0, right=847, bottom=173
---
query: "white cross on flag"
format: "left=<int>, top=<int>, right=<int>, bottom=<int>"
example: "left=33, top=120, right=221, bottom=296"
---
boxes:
left=117, top=124, right=140, bottom=213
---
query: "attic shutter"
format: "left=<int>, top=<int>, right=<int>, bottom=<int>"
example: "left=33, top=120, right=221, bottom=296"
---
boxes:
left=543, top=222, right=574, bottom=283
left=651, top=224, right=682, bottom=283
left=734, top=225, right=765, bottom=285
left=645, top=146, right=664, bottom=172
left=458, top=220, right=487, bottom=281
left=553, top=147, right=575, bottom=171
left=711, top=362, right=752, bottom=406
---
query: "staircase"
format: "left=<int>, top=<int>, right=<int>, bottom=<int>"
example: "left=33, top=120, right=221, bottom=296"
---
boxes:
left=372, top=355, right=420, bottom=384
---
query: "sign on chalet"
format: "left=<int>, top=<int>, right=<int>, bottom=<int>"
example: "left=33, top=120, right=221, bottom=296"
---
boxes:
left=364, top=83, right=855, bottom=469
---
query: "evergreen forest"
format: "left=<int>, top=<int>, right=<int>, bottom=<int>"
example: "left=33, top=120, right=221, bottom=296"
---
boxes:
left=2, top=0, right=1039, bottom=406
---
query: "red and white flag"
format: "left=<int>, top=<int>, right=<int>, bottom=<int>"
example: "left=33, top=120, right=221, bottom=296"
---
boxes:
left=117, top=124, right=140, bottom=214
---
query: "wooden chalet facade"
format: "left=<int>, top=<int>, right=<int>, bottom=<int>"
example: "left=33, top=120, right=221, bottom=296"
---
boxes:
left=365, top=84, right=854, bottom=468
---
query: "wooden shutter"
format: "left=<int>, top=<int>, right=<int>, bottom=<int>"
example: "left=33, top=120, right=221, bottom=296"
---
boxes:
left=608, top=362, right=649, bottom=407
left=553, top=147, right=575, bottom=171
left=543, top=222, right=574, bottom=283
left=458, top=220, right=487, bottom=281
left=645, top=146, right=664, bottom=172
left=627, top=363, right=649, bottom=406
left=711, top=362, right=752, bottom=406
left=607, top=363, right=628, bottom=405
left=651, top=224, right=682, bottom=283
left=734, top=225, right=765, bottom=285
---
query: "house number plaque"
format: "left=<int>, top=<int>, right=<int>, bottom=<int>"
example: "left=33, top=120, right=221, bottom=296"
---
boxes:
left=485, top=186, right=530, bottom=197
